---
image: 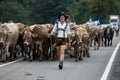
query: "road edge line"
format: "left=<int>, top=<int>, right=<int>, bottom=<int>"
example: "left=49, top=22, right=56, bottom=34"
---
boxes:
left=0, top=58, right=23, bottom=68
left=100, top=43, right=120, bottom=80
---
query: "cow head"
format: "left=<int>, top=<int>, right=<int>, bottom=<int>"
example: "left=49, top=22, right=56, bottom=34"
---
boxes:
left=17, top=23, right=26, bottom=37
left=71, top=33, right=82, bottom=46
left=23, top=28, right=33, bottom=47
left=107, top=27, right=110, bottom=34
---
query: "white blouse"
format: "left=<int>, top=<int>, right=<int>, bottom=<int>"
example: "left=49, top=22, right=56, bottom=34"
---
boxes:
left=52, top=22, right=70, bottom=38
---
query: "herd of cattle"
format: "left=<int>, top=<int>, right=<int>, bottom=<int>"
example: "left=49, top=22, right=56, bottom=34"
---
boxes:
left=0, top=21, right=119, bottom=62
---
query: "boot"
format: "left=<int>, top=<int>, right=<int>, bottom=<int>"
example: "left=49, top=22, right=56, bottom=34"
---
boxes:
left=58, top=61, right=63, bottom=70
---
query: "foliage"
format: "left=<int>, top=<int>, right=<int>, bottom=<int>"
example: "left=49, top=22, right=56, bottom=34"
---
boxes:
left=0, top=1, right=30, bottom=24
left=0, top=0, right=120, bottom=24
left=89, top=0, right=120, bottom=23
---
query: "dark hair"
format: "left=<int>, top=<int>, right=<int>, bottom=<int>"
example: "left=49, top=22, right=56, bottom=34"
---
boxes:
left=58, top=12, right=68, bottom=20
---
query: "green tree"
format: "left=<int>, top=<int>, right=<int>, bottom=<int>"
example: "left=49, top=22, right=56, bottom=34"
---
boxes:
left=75, top=0, right=90, bottom=23
left=29, top=0, right=71, bottom=24
left=89, top=0, right=120, bottom=23
left=67, top=1, right=79, bottom=22
left=0, top=1, right=30, bottom=24
left=0, top=0, right=120, bottom=24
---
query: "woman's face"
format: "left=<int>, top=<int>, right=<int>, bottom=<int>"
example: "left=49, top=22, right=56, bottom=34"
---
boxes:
left=60, top=15, right=65, bottom=22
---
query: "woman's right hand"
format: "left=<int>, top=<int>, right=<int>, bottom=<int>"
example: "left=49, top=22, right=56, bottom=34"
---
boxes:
left=68, top=42, right=71, bottom=48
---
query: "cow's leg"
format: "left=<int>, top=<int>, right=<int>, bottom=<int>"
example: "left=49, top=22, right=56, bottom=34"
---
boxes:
left=117, top=30, right=119, bottom=36
left=117, top=31, right=118, bottom=36
left=23, top=44, right=28, bottom=60
left=116, top=30, right=118, bottom=36
left=11, top=46, right=15, bottom=61
left=102, top=37, right=104, bottom=46
left=23, top=51, right=27, bottom=60
left=52, top=47, right=57, bottom=59
left=97, top=41, right=100, bottom=49
left=0, top=52, right=2, bottom=61
left=49, top=45, right=52, bottom=60
left=17, top=45, right=21, bottom=56
left=79, top=50, right=83, bottom=60
left=9, top=47, right=12, bottom=60
left=2, top=54, right=6, bottom=62
left=110, top=39, right=112, bottom=46
left=104, top=38, right=106, bottom=46
left=116, top=31, right=117, bottom=36
left=76, top=49, right=79, bottom=61
left=86, top=50, right=90, bottom=57
left=29, top=49, right=33, bottom=61
left=75, top=46, right=79, bottom=62
left=90, top=39, right=93, bottom=47
left=75, top=48, right=77, bottom=61
left=51, top=45, right=57, bottom=60
left=101, top=38, right=102, bottom=46
left=96, top=41, right=99, bottom=49
left=94, top=41, right=96, bottom=50
left=43, top=42, right=49, bottom=59
left=50, top=38, right=53, bottom=60
left=46, top=44, right=49, bottom=60
left=86, top=46, right=90, bottom=57
left=32, top=44, right=36, bottom=58
left=69, top=47, right=74, bottom=58
left=83, top=50, right=86, bottom=57
left=74, top=47, right=77, bottom=58
left=2, top=50, right=6, bottom=62
left=3, top=44, right=10, bottom=62
left=108, top=39, right=110, bottom=46
left=14, top=45, right=19, bottom=59
left=80, top=44, right=83, bottom=60
left=75, top=44, right=79, bottom=61
left=39, top=44, right=43, bottom=61
left=20, top=43, right=24, bottom=57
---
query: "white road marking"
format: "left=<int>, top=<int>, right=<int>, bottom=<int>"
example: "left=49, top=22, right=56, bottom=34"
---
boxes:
left=0, top=58, right=23, bottom=68
left=100, top=43, right=120, bottom=80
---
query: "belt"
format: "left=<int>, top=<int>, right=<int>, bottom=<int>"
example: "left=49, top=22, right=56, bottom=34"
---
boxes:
left=57, top=37, right=66, bottom=39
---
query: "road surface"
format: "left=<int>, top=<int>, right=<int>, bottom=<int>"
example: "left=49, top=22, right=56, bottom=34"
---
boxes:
left=0, top=34, right=120, bottom=80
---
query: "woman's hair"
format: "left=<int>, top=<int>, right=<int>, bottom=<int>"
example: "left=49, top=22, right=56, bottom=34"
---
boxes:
left=58, top=12, right=68, bottom=20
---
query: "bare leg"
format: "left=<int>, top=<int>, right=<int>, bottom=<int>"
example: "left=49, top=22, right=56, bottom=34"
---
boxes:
left=56, top=46, right=60, bottom=59
left=59, top=45, right=66, bottom=61
left=58, top=45, right=66, bottom=70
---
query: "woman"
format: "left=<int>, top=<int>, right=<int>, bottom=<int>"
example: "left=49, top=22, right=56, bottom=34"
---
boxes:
left=50, top=12, right=71, bottom=70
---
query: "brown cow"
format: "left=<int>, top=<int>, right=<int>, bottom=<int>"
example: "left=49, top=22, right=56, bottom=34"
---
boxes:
left=90, top=27, right=104, bottom=50
left=70, top=26, right=84, bottom=61
left=46, top=24, right=58, bottom=60
left=29, top=24, right=49, bottom=61
left=80, top=27, right=90, bottom=57
left=0, top=27, right=8, bottom=62
left=0, top=23, right=19, bottom=61
left=90, top=28, right=101, bottom=50
left=23, top=27, right=34, bottom=61
left=83, top=23, right=95, bottom=47
left=15, top=23, right=26, bottom=56
left=98, top=28, right=104, bottom=46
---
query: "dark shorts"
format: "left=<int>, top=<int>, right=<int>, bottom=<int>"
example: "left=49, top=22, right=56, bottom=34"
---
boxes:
left=56, top=38, right=67, bottom=46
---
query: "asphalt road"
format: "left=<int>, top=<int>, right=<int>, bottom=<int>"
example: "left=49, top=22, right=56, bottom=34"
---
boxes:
left=109, top=45, right=120, bottom=80
left=0, top=34, right=120, bottom=80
